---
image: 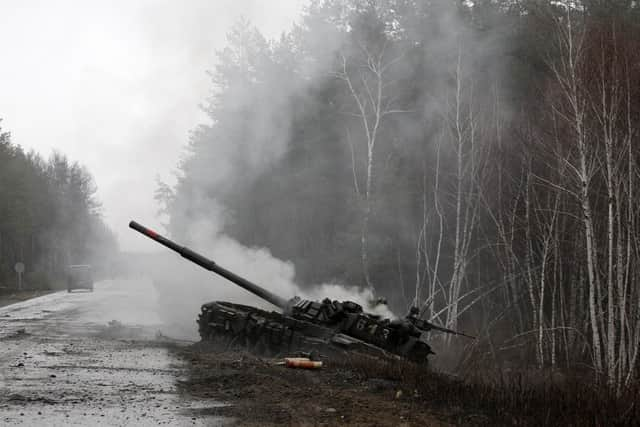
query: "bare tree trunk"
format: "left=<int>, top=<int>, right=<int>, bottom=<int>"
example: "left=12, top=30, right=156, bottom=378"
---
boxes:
left=548, top=10, right=605, bottom=373
left=597, top=38, right=618, bottom=382
left=446, top=44, right=480, bottom=332
left=524, top=167, right=539, bottom=364
left=578, top=127, right=603, bottom=373
left=336, top=47, right=409, bottom=294
left=448, top=47, right=465, bottom=332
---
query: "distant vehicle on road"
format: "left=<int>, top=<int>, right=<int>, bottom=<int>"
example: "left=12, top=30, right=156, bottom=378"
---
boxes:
left=67, top=265, right=94, bottom=292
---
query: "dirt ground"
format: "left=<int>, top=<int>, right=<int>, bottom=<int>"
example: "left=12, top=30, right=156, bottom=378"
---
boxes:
left=174, top=344, right=457, bottom=427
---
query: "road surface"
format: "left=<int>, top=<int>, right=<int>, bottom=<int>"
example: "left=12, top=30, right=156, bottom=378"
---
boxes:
left=0, top=279, right=229, bottom=426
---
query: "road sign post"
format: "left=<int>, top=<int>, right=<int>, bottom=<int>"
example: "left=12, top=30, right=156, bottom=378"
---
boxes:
left=14, top=262, right=25, bottom=290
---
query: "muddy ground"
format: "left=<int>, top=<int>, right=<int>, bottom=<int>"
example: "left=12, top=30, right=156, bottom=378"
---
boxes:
left=174, top=345, right=459, bottom=427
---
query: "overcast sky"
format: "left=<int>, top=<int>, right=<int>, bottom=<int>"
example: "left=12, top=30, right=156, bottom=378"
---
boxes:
left=0, top=0, right=307, bottom=251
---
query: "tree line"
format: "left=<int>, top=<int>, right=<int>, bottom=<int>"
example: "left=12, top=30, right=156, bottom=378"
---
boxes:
left=158, top=0, right=640, bottom=387
left=0, top=120, right=117, bottom=289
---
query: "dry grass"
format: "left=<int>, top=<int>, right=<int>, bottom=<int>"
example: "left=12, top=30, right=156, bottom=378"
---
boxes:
left=334, top=354, right=640, bottom=426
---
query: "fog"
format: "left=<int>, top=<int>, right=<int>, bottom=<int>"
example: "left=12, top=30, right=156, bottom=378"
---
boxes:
left=1, top=0, right=398, bottom=337
left=135, top=211, right=394, bottom=338
left=0, top=0, right=307, bottom=252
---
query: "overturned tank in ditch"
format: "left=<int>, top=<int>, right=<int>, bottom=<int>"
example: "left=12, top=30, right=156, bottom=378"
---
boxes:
left=129, top=220, right=473, bottom=364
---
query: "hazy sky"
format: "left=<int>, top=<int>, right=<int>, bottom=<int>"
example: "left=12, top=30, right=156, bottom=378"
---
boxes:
left=0, top=0, right=307, bottom=251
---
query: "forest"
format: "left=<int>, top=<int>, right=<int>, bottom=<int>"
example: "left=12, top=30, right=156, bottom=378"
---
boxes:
left=157, top=0, right=640, bottom=389
left=0, top=121, right=117, bottom=290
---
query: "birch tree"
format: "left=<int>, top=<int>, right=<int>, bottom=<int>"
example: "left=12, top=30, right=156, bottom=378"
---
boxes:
left=545, top=4, right=640, bottom=386
left=334, top=35, right=409, bottom=293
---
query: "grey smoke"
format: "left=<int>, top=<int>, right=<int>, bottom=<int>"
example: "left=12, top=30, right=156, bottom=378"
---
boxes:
left=146, top=198, right=394, bottom=339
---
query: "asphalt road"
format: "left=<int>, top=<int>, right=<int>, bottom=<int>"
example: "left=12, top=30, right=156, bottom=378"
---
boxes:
left=0, top=279, right=228, bottom=426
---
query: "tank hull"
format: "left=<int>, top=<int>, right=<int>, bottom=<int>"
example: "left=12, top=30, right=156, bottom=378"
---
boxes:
left=197, top=301, right=432, bottom=363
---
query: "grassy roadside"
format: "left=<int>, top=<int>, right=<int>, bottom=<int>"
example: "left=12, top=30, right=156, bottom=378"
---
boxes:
left=336, top=354, right=640, bottom=426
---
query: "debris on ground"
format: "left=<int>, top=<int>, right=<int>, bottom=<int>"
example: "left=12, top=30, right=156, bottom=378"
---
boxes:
left=174, top=346, right=453, bottom=427
left=283, top=357, right=323, bottom=369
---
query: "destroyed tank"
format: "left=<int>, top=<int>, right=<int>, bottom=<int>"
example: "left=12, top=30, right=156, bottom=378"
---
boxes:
left=129, top=221, right=473, bottom=364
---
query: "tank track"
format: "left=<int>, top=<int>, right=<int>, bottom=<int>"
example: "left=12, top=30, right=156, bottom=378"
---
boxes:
left=198, top=301, right=432, bottom=364
left=197, top=301, right=339, bottom=356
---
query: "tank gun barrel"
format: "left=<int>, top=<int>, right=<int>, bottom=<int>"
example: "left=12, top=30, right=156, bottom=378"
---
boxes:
left=424, top=322, right=476, bottom=339
left=129, top=220, right=289, bottom=309
left=406, top=308, right=476, bottom=339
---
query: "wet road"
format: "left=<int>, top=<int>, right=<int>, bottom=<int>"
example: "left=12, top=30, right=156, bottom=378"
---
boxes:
left=0, top=279, right=229, bottom=426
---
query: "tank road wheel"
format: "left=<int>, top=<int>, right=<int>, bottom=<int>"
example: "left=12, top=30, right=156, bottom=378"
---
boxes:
left=196, top=301, right=331, bottom=358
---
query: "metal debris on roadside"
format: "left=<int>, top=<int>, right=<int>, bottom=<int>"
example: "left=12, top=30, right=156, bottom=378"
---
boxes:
left=274, top=356, right=324, bottom=369
left=283, top=357, right=323, bottom=369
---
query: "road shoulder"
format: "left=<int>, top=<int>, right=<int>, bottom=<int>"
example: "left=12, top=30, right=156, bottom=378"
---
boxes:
left=174, top=345, right=453, bottom=427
